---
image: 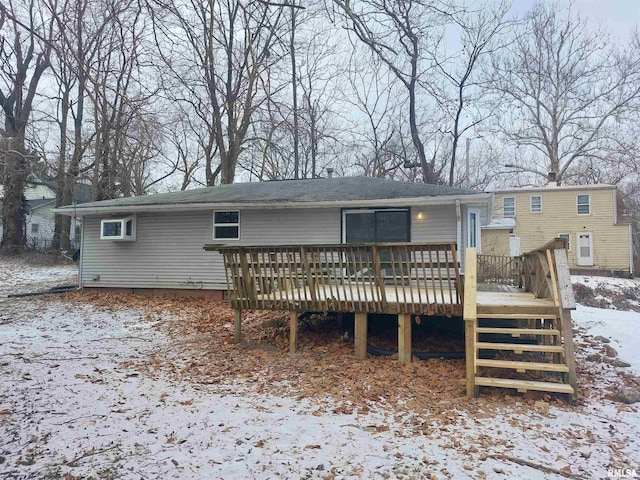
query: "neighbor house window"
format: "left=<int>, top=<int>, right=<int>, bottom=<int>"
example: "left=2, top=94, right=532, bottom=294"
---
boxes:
left=213, top=211, right=240, bottom=240
left=31, top=223, right=40, bottom=234
left=530, top=196, right=542, bottom=213
left=577, top=194, right=590, bottom=215
left=503, top=197, right=515, bottom=217
left=100, top=216, right=136, bottom=241
left=558, top=233, right=571, bottom=251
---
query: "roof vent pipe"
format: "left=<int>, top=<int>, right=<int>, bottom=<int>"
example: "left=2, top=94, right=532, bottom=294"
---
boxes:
left=326, top=167, right=334, bottom=179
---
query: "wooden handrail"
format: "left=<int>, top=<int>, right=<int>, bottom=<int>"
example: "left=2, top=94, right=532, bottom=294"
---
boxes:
left=205, top=242, right=462, bottom=316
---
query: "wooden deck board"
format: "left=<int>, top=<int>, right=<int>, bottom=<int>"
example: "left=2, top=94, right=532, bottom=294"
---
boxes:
left=476, top=359, right=569, bottom=372
left=233, top=285, right=558, bottom=316
left=475, top=377, right=574, bottom=394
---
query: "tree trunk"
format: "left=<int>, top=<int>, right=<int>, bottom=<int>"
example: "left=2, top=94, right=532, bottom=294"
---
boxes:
left=1, top=134, right=28, bottom=251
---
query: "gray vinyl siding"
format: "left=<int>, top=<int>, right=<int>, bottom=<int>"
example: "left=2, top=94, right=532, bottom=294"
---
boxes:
left=234, top=209, right=340, bottom=246
left=80, top=208, right=341, bottom=290
left=80, top=203, right=476, bottom=291
left=410, top=205, right=457, bottom=242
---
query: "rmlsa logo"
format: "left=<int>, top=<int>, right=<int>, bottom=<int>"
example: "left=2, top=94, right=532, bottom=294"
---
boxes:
left=608, top=468, right=639, bottom=478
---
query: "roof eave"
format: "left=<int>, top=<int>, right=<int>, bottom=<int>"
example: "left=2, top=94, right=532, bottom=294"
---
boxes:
left=54, top=192, right=491, bottom=216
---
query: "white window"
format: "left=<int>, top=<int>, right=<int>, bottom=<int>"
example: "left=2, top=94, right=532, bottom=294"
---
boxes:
left=100, top=216, right=136, bottom=241
left=503, top=197, right=515, bottom=217
left=31, top=223, right=40, bottom=234
left=558, top=233, right=571, bottom=251
left=467, top=209, right=481, bottom=252
left=213, top=211, right=240, bottom=240
left=577, top=194, right=590, bottom=215
left=530, top=196, right=542, bottom=213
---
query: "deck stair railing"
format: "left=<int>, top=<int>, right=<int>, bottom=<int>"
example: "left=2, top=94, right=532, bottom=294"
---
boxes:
left=465, top=238, right=577, bottom=401
left=477, top=254, right=520, bottom=285
left=204, top=242, right=462, bottom=316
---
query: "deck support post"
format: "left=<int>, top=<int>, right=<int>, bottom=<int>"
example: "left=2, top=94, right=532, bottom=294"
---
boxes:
left=289, top=311, right=299, bottom=353
left=398, top=313, right=412, bottom=363
left=559, top=308, right=577, bottom=401
left=464, top=248, right=478, bottom=398
left=234, top=310, right=242, bottom=343
left=354, top=313, right=368, bottom=359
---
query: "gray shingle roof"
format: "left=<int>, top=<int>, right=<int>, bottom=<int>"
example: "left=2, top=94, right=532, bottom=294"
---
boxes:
left=58, top=176, right=485, bottom=211
left=28, top=198, right=55, bottom=209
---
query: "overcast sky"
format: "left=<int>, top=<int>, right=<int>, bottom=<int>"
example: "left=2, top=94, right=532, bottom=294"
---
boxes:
left=513, top=0, right=639, bottom=43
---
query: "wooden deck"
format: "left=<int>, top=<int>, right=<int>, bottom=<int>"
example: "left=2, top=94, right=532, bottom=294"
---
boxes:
left=205, top=239, right=577, bottom=401
left=248, top=284, right=557, bottom=317
left=476, top=290, right=558, bottom=315
left=253, top=284, right=462, bottom=316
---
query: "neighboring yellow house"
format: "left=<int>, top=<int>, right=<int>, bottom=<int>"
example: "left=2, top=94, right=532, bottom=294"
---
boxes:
left=485, top=184, right=633, bottom=275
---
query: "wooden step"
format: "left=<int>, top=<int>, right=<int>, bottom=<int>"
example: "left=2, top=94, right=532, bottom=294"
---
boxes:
left=475, top=377, right=574, bottom=394
left=477, top=306, right=559, bottom=317
left=476, top=342, right=564, bottom=354
left=476, top=359, right=569, bottom=373
left=477, top=327, right=561, bottom=337
left=477, top=313, right=558, bottom=320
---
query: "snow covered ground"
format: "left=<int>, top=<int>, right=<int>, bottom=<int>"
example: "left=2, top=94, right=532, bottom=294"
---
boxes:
left=0, top=259, right=639, bottom=479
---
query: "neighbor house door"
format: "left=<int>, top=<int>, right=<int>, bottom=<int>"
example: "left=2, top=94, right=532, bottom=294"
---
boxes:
left=577, top=233, right=594, bottom=266
left=509, top=235, right=520, bottom=257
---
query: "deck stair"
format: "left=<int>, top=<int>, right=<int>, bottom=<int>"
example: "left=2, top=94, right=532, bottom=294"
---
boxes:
left=472, top=309, right=574, bottom=395
left=465, top=241, right=578, bottom=400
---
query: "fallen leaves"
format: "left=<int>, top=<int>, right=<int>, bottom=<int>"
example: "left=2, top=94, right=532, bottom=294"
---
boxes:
left=61, top=290, right=476, bottom=418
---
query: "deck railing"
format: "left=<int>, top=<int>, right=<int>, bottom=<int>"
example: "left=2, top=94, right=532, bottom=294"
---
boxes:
left=519, top=238, right=574, bottom=303
left=204, top=242, right=462, bottom=316
left=477, top=254, right=520, bottom=284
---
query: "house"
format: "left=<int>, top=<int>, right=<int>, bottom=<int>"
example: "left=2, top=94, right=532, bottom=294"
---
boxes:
left=55, top=176, right=492, bottom=296
left=55, top=176, right=580, bottom=400
left=487, top=184, right=633, bottom=276
left=0, top=175, right=90, bottom=250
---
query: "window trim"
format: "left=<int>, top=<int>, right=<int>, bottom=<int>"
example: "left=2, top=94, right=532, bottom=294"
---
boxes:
left=467, top=208, right=481, bottom=253
left=213, top=210, right=240, bottom=241
left=558, top=233, right=571, bottom=251
left=577, top=194, right=590, bottom=215
left=31, top=223, right=40, bottom=234
left=100, top=215, right=136, bottom=241
left=530, top=195, right=542, bottom=213
left=503, top=197, right=515, bottom=217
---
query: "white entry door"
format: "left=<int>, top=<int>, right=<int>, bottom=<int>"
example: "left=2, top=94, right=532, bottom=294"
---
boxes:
left=509, top=235, right=520, bottom=257
left=577, top=233, right=594, bottom=266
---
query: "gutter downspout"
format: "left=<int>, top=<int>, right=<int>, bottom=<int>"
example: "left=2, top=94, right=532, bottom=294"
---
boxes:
left=630, top=224, right=634, bottom=276
left=456, top=199, right=462, bottom=269
left=78, top=218, right=84, bottom=287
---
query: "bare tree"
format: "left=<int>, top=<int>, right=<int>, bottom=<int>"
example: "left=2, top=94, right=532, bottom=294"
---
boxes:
left=0, top=1, right=55, bottom=250
left=428, top=0, right=512, bottom=186
left=150, top=0, right=287, bottom=185
left=47, top=0, right=115, bottom=249
left=491, top=3, right=640, bottom=184
left=332, top=0, right=453, bottom=184
left=343, top=51, right=403, bottom=178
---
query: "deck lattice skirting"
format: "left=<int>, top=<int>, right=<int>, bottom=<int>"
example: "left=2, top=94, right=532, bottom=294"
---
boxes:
left=205, top=239, right=577, bottom=401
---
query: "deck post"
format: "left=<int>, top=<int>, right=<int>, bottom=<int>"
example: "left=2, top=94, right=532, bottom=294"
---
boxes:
left=559, top=308, right=577, bottom=400
left=354, top=312, right=368, bottom=359
left=464, top=248, right=478, bottom=398
left=289, top=311, right=299, bottom=353
left=234, top=310, right=242, bottom=343
left=398, top=313, right=412, bottom=363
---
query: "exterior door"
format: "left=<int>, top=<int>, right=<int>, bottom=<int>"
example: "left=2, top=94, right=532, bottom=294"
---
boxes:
left=509, top=235, right=520, bottom=257
left=577, top=233, right=594, bottom=266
